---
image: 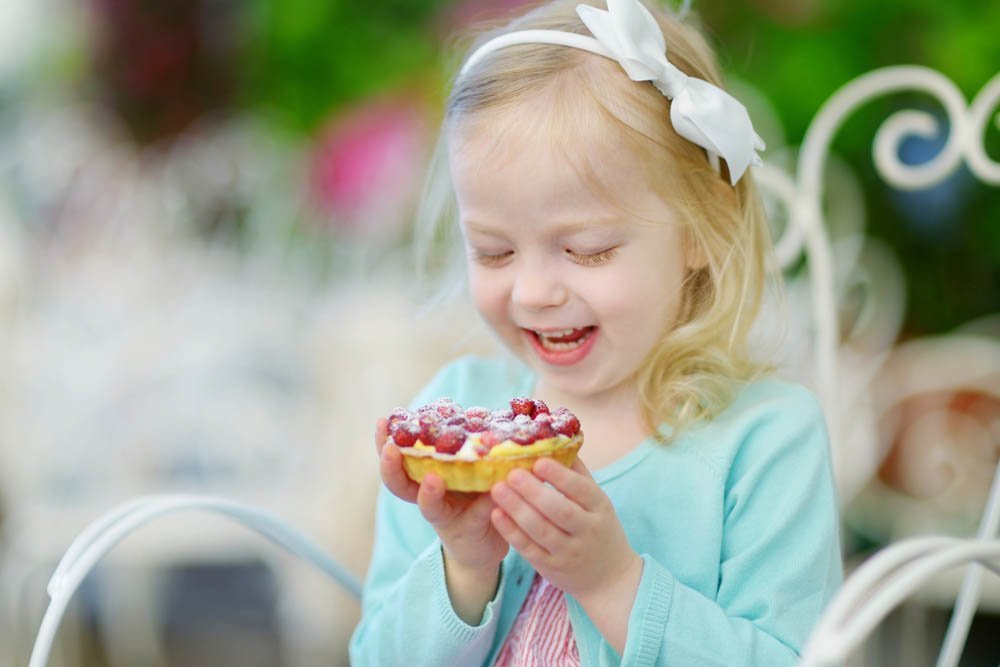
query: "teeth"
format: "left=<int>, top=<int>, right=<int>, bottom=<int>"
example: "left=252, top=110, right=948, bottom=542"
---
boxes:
left=540, top=339, right=581, bottom=351
left=534, top=327, right=592, bottom=352
left=536, top=327, right=582, bottom=339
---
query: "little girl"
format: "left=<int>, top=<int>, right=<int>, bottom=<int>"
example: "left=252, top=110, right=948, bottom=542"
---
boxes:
left=350, top=0, right=841, bottom=664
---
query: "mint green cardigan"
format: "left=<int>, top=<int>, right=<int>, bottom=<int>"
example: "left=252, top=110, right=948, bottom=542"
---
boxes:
left=349, top=356, right=842, bottom=666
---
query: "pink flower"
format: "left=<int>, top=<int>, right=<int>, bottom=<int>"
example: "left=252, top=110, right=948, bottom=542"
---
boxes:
left=851, top=334, right=1000, bottom=541
left=436, top=0, right=537, bottom=31
left=309, top=97, right=430, bottom=236
left=878, top=388, right=999, bottom=500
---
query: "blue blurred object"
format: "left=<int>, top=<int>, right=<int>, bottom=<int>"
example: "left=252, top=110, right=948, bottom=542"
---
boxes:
left=885, top=109, right=976, bottom=246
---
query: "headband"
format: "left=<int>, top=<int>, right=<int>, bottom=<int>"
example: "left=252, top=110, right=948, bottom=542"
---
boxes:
left=459, top=0, right=764, bottom=185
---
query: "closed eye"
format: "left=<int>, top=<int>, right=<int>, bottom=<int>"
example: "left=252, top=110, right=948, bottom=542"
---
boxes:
left=470, top=250, right=514, bottom=267
left=566, top=247, right=618, bottom=266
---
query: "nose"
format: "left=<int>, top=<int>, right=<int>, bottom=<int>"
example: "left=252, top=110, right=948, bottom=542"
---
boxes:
left=511, top=260, right=567, bottom=310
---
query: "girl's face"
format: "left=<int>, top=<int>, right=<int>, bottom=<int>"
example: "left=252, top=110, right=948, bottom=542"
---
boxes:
left=448, top=117, right=699, bottom=404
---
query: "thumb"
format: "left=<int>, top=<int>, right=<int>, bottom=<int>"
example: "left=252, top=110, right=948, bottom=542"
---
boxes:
left=374, top=418, right=389, bottom=457
left=416, top=473, right=451, bottom=524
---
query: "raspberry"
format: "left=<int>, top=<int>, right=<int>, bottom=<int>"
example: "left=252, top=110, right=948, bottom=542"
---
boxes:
left=387, top=407, right=411, bottom=429
left=532, top=419, right=556, bottom=440
left=531, top=399, right=549, bottom=416
left=534, top=412, right=553, bottom=424
left=510, top=397, right=534, bottom=417
left=489, top=419, right=513, bottom=439
left=465, top=417, right=488, bottom=432
left=465, top=406, right=491, bottom=420
left=434, top=427, right=467, bottom=454
left=484, top=420, right=515, bottom=447
left=491, top=409, right=514, bottom=421
left=418, top=413, right=442, bottom=445
left=479, top=429, right=504, bottom=449
left=552, top=414, right=581, bottom=437
left=432, top=398, right=461, bottom=418
left=511, top=423, right=536, bottom=445
left=445, top=415, right=467, bottom=428
left=388, top=420, right=420, bottom=447
left=417, top=412, right=443, bottom=426
left=513, top=414, right=531, bottom=424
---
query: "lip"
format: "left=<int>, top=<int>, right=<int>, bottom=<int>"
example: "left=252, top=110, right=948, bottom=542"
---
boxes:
left=522, top=326, right=598, bottom=366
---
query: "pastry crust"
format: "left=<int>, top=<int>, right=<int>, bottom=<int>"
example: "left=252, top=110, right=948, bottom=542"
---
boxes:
left=398, top=434, right=583, bottom=492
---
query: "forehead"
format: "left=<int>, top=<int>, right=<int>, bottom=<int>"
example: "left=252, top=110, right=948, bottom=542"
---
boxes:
left=447, top=102, right=662, bottom=224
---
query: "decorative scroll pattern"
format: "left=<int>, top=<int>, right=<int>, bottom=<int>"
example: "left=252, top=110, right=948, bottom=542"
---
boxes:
left=774, top=66, right=1000, bottom=667
left=760, top=67, right=1000, bottom=498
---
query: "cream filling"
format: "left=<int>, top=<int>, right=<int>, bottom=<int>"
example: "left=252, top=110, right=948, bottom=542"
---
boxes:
left=411, top=433, right=570, bottom=460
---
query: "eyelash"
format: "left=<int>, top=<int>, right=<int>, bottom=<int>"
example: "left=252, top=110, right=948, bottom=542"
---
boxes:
left=567, top=247, right=618, bottom=266
left=470, top=247, right=618, bottom=267
left=472, top=251, right=513, bottom=267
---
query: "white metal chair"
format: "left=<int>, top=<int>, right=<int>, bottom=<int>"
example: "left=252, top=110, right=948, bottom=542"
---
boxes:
left=756, top=65, right=1000, bottom=665
left=25, top=495, right=362, bottom=667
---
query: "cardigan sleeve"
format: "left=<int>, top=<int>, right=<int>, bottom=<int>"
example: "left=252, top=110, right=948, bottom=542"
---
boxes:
left=348, top=359, right=507, bottom=666
left=619, top=387, right=843, bottom=666
left=347, top=488, right=505, bottom=666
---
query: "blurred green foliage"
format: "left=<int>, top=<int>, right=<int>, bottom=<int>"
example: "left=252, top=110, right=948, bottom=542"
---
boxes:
left=701, top=0, right=999, bottom=337
left=241, top=0, right=453, bottom=133
left=704, top=0, right=1000, bottom=152
left=80, top=0, right=998, bottom=336
left=239, top=0, right=1000, bottom=139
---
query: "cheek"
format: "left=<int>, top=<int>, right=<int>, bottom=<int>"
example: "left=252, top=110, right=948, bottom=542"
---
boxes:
left=468, top=268, right=510, bottom=322
left=589, top=265, right=685, bottom=329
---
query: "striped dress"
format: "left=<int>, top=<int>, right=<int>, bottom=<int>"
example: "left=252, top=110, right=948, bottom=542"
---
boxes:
left=494, top=574, right=580, bottom=666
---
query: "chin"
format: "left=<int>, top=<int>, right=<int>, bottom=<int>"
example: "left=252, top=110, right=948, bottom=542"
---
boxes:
left=538, top=370, right=605, bottom=398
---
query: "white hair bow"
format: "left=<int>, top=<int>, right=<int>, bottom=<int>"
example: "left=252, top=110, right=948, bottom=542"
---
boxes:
left=459, top=0, right=765, bottom=185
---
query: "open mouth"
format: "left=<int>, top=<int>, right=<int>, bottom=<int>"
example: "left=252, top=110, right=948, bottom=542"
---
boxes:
left=533, top=327, right=595, bottom=351
left=524, top=326, right=598, bottom=365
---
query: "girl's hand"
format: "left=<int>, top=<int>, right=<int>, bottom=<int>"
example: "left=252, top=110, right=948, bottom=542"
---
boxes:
left=374, top=417, right=421, bottom=503
left=489, top=457, right=643, bottom=605
left=374, top=418, right=508, bottom=575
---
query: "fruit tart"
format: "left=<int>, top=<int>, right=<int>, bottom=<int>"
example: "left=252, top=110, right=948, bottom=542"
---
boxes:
left=385, top=397, right=583, bottom=492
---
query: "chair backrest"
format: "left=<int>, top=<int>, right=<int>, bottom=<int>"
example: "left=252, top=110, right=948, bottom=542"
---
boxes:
left=754, top=65, right=1000, bottom=666
left=25, top=494, right=364, bottom=667
left=754, top=66, right=1000, bottom=507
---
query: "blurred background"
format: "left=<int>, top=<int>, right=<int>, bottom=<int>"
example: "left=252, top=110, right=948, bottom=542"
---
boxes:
left=0, top=0, right=996, bottom=666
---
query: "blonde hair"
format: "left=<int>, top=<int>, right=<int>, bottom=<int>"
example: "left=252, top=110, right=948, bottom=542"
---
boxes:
left=416, top=0, right=776, bottom=438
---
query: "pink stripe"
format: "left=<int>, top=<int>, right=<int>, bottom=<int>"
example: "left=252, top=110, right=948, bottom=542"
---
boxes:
left=527, top=582, right=555, bottom=664
left=544, top=585, right=569, bottom=662
left=537, top=585, right=562, bottom=661
left=495, top=575, right=580, bottom=667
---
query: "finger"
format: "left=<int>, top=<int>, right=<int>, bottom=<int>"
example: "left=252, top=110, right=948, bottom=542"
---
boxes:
left=379, top=442, right=419, bottom=502
left=491, top=507, right=549, bottom=562
left=505, top=468, right=585, bottom=534
left=374, top=418, right=389, bottom=457
left=571, top=457, right=593, bottom=479
left=533, top=457, right=604, bottom=511
left=416, top=473, right=452, bottom=524
left=465, top=490, right=498, bottom=524
left=491, top=481, right=566, bottom=553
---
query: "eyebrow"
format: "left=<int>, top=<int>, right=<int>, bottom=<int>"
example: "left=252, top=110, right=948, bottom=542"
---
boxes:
left=462, top=216, right=627, bottom=235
